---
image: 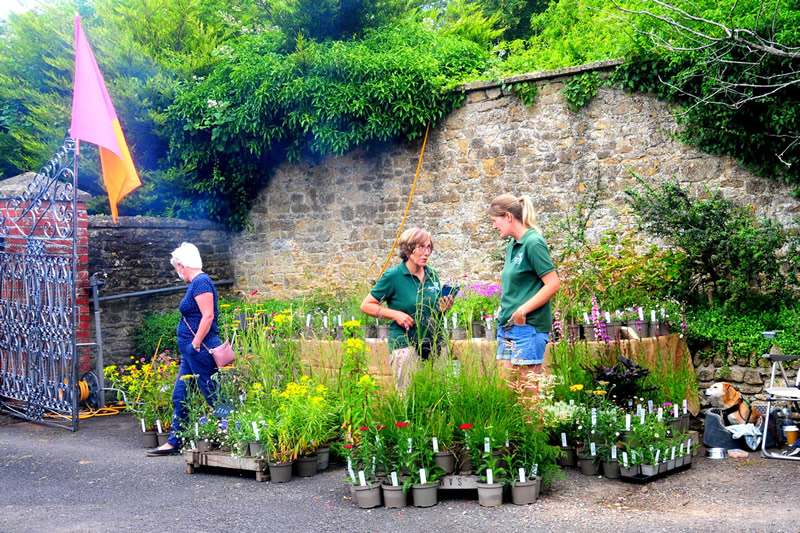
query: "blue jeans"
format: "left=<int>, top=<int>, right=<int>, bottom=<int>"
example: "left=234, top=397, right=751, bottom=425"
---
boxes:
left=167, top=337, right=220, bottom=447
left=496, top=324, right=549, bottom=365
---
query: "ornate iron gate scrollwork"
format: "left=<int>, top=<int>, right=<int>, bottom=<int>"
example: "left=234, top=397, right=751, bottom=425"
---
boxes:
left=0, top=138, right=79, bottom=430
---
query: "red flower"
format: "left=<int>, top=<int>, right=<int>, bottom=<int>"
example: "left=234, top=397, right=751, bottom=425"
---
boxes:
left=458, top=423, right=473, bottom=430
left=359, top=426, right=369, bottom=432
left=395, top=422, right=408, bottom=428
left=376, top=426, right=386, bottom=431
left=250, top=289, right=259, bottom=297
left=343, top=444, right=352, bottom=449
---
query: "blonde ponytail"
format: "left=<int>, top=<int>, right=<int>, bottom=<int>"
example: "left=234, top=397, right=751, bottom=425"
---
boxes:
left=488, top=194, right=542, bottom=234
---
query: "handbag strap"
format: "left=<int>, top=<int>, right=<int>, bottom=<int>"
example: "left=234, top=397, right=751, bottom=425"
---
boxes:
left=183, top=316, right=213, bottom=352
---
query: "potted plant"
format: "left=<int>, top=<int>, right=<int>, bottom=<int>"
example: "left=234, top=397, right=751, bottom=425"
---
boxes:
left=475, top=450, right=507, bottom=507
left=400, top=424, right=445, bottom=508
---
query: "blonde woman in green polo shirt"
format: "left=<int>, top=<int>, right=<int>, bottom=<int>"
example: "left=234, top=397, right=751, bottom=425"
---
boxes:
left=489, top=194, right=561, bottom=391
left=360, top=228, right=454, bottom=390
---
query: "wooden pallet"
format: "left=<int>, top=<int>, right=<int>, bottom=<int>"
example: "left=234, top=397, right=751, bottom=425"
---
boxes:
left=183, top=450, right=270, bottom=482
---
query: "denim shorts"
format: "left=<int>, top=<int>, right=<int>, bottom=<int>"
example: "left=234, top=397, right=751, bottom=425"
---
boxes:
left=496, top=324, right=549, bottom=365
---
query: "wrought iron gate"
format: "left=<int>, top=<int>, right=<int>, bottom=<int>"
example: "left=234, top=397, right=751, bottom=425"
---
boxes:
left=0, top=139, right=79, bottom=430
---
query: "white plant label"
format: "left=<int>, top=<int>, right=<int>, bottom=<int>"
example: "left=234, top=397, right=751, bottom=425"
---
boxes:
left=561, top=432, right=568, bottom=447
left=651, top=309, right=657, bottom=322
left=432, top=437, right=439, bottom=452
left=519, top=468, right=526, bottom=483
left=590, top=442, right=596, bottom=456
left=452, top=314, right=457, bottom=329
left=680, top=443, right=685, bottom=454
left=533, top=464, right=538, bottom=476
left=156, top=420, right=163, bottom=433
left=671, top=446, right=676, bottom=460
left=337, top=315, right=342, bottom=327
left=323, top=316, right=328, bottom=328
left=141, top=418, right=146, bottom=433
left=655, top=449, right=661, bottom=463
left=391, top=471, right=399, bottom=486
left=347, top=458, right=355, bottom=481
left=591, top=408, right=597, bottom=427
left=306, top=314, right=311, bottom=327
left=683, top=399, right=688, bottom=415
left=419, top=468, right=427, bottom=485
left=408, top=438, right=413, bottom=454
left=569, top=399, right=575, bottom=406
left=505, top=432, right=510, bottom=448
left=195, top=422, right=199, bottom=437
left=252, top=421, right=260, bottom=440
left=625, top=414, right=631, bottom=431
left=605, top=311, right=611, bottom=323
left=190, top=440, right=196, bottom=449
left=657, top=407, right=663, bottom=420
left=611, top=445, right=617, bottom=459
left=640, top=411, right=646, bottom=425
left=622, top=451, right=629, bottom=468
left=487, top=469, right=494, bottom=485
left=484, top=437, right=490, bottom=453
left=358, top=470, right=367, bottom=487
left=648, top=400, right=654, bottom=413
left=638, top=307, right=644, bottom=321
left=583, top=312, right=590, bottom=324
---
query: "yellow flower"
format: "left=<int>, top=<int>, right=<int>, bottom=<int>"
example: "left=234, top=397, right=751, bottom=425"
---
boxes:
left=179, top=374, right=198, bottom=381
left=300, top=375, right=311, bottom=382
left=220, top=304, right=231, bottom=309
left=592, top=390, right=607, bottom=396
left=343, top=319, right=361, bottom=328
left=252, top=382, right=262, bottom=390
left=569, top=384, right=584, bottom=392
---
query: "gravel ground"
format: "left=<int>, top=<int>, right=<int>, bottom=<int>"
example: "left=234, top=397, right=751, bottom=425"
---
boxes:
left=1, top=412, right=798, bottom=533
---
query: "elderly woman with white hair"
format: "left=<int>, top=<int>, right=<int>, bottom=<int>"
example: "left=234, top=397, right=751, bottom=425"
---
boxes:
left=147, top=242, right=223, bottom=456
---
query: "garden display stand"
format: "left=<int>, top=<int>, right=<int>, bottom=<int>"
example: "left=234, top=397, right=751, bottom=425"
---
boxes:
left=183, top=449, right=270, bottom=482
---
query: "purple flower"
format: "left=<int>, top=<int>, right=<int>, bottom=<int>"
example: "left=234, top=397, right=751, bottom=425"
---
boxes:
left=220, top=419, right=228, bottom=430
left=199, top=416, right=208, bottom=424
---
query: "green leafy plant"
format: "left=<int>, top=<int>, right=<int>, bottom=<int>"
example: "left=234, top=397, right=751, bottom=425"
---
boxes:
left=562, top=71, right=601, bottom=112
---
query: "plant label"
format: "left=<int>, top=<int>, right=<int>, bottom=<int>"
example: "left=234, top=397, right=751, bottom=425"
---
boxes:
left=306, top=314, right=311, bottom=327
left=190, top=440, right=196, bottom=449
left=487, top=469, right=494, bottom=485
left=408, top=438, right=413, bottom=454
left=671, top=446, right=676, bottom=460
left=683, top=399, right=688, bottom=415
left=347, top=458, right=356, bottom=481
left=611, top=445, right=617, bottom=459
left=337, top=314, right=342, bottom=327
left=252, top=421, right=260, bottom=440
left=391, top=471, right=399, bottom=486
left=420, top=468, right=427, bottom=485
left=195, top=422, right=199, bottom=437
left=640, top=411, right=646, bottom=425
left=358, top=470, right=367, bottom=487
left=484, top=437, right=490, bottom=453
left=657, top=407, right=663, bottom=420
left=590, top=442, right=596, bottom=456
left=141, top=418, right=146, bottom=433
left=533, top=463, right=538, bottom=476
left=622, top=451, right=629, bottom=468
left=655, top=449, right=661, bottom=463
left=519, top=468, right=526, bottom=483
left=432, top=437, right=439, bottom=452
left=625, top=414, right=631, bottom=431
left=323, top=316, right=328, bottom=328
left=648, top=400, right=653, bottom=413
left=591, top=408, right=597, bottom=427
left=561, top=432, right=567, bottom=447
left=156, top=420, right=163, bottom=433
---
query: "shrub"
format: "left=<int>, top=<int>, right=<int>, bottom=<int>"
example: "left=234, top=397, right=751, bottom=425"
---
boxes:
left=132, top=310, right=181, bottom=358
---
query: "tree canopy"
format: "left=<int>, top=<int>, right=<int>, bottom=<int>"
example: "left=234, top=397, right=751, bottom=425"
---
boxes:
left=1, top=0, right=798, bottom=226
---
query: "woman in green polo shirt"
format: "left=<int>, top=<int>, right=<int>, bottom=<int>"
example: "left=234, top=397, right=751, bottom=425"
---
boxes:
left=488, top=194, right=561, bottom=391
left=360, top=227, right=454, bottom=390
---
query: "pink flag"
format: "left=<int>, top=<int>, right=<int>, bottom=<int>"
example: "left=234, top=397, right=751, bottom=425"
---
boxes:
left=70, top=15, right=140, bottom=221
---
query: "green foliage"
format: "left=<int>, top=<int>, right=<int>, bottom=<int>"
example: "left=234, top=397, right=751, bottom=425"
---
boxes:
left=562, top=71, right=601, bottom=112
left=625, top=173, right=800, bottom=309
left=613, top=0, right=800, bottom=194
left=480, top=0, right=633, bottom=79
left=132, top=310, right=181, bottom=358
left=509, top=81, right=537, bottom=106
left=433, top=0, right=505, bottom=50
left=167, top=19, right=487, bottom=229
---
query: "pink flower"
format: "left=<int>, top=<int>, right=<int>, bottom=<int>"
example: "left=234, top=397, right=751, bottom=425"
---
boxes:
left=250, top=289, right=259, bottom=296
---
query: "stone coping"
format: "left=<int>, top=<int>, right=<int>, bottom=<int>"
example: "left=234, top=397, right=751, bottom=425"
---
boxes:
left=454, top=59, right=625, bottom=93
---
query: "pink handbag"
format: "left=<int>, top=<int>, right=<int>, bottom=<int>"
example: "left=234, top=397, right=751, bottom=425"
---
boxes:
left=183, top=317, right=235, bottom=367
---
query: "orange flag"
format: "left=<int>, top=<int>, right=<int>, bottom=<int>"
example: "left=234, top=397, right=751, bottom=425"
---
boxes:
left=70, top=15, right=141, bottom=221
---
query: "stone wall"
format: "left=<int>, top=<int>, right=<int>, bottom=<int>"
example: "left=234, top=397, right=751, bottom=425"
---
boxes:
left=229, top=61, right=800, bottom=424
left=231, top=62, right=800, bottom=299
left=88, top=216, right=234, bottom=366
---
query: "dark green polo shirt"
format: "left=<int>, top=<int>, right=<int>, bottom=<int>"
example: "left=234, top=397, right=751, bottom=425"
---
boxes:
left=498, top=229, right=556, bottom=332
left=370, top=263, right=443, bottom=351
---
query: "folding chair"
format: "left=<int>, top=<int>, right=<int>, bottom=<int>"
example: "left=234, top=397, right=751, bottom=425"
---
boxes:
left=760, top=347, right=800, bottom=461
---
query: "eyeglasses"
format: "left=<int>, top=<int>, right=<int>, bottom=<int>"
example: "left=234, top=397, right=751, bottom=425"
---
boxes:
left=414, top=245, right=433, bottom=253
